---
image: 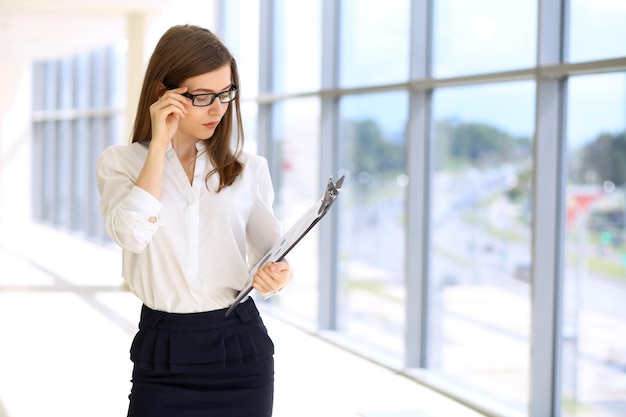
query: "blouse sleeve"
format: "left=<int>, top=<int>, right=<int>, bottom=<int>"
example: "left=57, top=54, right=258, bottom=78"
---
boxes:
left=96, top=146, right=162, bottom=254
left=245, top=156, right=283, bottom=268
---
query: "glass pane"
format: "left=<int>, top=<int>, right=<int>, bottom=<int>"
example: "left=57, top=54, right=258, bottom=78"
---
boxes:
left=44, top=62, right=57, bottom=111
left=273, top=0, right=321, bottom=93
left=31, top=122, right=44, bottom=219
left=90, top=49, right=106, bottom=108
left=32, top=62, right=46, bottom=111
left=563, top=73, right=626, bottom=417
left=430, top=82, right=535, bottom=411
left=337, top=91, right=408, bottom=360
left=237, top=102, right=257, bottom=154
left=71, top=119, right=89, bottom=232
left=109, top=41, right=127, bottom=108
left=569, top=0, right=626, bottom=63
left=269, top=98, right=321, bottom=323
left=222, top=0, right=259, bottom=98
left=433, top=0, right=537, bottom=78
left=55, top=120, right=71, bottom=228
left=41, top=121, right=56, bottom=223
left=74, top=52, right=90, bottom=110
left=88, top=117, right=108, bottom=239
left=58, top=57, right=73, bottom=110
left=339, top=0, right=410, bottom=88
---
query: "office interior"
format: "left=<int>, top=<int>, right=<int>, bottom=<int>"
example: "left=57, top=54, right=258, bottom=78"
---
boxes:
left=0, top=0, right=625, bottom=416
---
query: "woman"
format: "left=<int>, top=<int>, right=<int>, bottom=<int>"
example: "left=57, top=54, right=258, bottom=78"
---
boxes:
left=96, top=24, right=291, bottom=417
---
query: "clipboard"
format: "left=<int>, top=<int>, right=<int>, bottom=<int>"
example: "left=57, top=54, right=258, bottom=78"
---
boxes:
left=225, top=174, right=345, bottom=317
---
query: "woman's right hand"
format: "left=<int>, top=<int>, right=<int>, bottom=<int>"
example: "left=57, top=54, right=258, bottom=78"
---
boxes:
left=148, top=86, right=191, bottom=146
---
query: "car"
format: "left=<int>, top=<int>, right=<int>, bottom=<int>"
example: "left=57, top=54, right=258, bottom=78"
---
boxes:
left=513, top=262, right=531, bottom=282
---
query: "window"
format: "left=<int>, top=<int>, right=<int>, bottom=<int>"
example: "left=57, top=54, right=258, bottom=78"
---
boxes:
left=429, top=82, right=535, bottom=410
left=222, top=0, right=260, bottom=98
left=270, top=98, right=322, bottom=323
left=339, top=0, right=410, bottom=88
left=432, top=0, right=537, bottom=77
left=273, top=0, right=321, bottom=93
left=337, top=91, right=408, bottom=359
left=564, top=73, right=626, bottom=416
left=568, top=0, right=626, bottom=63
left=222, top=0, right=260, bottom=151
left=32, top=44, right=126, bottom=241
left=216, top=0, right=626, bottom=414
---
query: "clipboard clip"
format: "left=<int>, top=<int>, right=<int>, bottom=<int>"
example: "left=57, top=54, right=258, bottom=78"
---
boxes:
left=319, top=175, right=345, bottom=215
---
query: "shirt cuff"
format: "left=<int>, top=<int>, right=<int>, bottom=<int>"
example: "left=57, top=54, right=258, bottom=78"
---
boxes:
left=126, top=185, right=162, bottom=217
left=258, top=287, right=282, bottom=300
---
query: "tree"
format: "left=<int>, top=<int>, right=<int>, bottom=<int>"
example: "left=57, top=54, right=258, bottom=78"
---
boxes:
left=435, top=119, right=532, bottom=169
left=580, top=131, right=626, bottom=186
left=342, top=119, right=404, bottom=178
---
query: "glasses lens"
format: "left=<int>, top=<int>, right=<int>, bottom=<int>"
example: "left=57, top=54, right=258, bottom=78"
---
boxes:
left=219, top=88, right=238, bottom=103
left=193, top=95, right=212, bottom=106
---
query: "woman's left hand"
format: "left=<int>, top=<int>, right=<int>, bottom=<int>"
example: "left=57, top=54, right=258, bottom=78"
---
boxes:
left=252, top=260, right=292, bottom=294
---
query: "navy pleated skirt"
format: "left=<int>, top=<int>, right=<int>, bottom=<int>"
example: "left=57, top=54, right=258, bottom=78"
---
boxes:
left=127, top=298, right=275, bottom=417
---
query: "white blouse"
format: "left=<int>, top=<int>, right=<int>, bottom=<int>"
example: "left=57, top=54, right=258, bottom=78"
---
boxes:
left=96, top=141, right=283, bottom=313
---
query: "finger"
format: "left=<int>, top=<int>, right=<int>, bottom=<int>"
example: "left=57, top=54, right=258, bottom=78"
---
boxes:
left=154, top=87, right=190, bottom=108
left=154, top=95, right=189, bottom=113
left=254, top=263, right=290, bottom=293
left=252, top=276, right=272, bottom=293
left=159, top=86, right=190, bottom=104
left=150, top=101, right=187, bottom=121
left=270, top=261, right=290, bottom=273
left=252, top=269, right=274, bottom=293
left=253, top=267, right=281, bottom=293
left=265, top=261, right=291, bottom=284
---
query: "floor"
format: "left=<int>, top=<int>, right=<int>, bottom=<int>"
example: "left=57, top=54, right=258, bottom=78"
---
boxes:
left=0, top=223, right=487, bottom=417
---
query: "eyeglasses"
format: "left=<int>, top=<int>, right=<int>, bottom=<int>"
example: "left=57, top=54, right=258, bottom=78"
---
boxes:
left=178, top=85, right=239, bottom=107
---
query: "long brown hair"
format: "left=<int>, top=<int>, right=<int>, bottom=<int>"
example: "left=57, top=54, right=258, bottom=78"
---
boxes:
left=131, top=25, right=244, bottom=191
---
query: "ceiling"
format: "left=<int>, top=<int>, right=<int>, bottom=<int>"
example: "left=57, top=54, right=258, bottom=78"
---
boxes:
left=0, top=0, right=169, bottom=59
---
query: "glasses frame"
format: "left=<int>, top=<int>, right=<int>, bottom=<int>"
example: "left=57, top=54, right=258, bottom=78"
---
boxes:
left=169, top=85, right=239, bottom=107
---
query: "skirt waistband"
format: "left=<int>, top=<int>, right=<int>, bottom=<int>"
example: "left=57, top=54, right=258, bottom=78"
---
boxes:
left=130, top=297, right=274, bottom=370
left=139, top=298, right=258, bottom=332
